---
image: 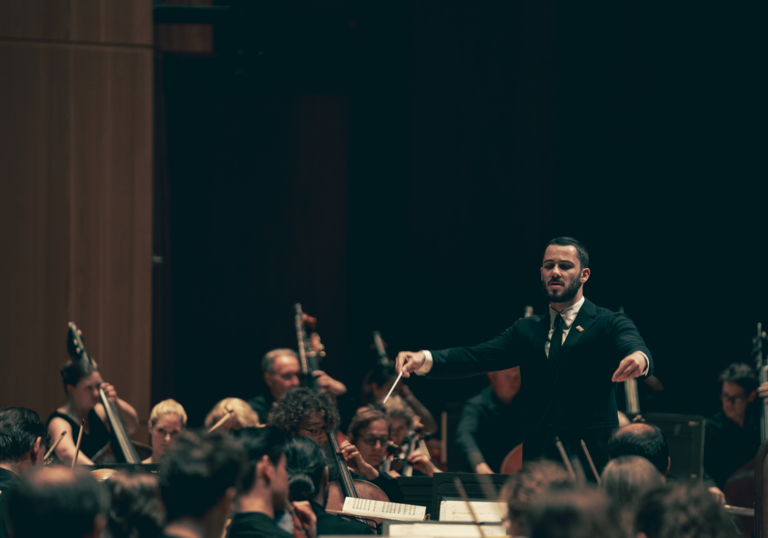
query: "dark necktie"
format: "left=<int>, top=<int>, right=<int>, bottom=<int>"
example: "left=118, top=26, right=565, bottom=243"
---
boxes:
left=548, top=314, right=564, bottom=369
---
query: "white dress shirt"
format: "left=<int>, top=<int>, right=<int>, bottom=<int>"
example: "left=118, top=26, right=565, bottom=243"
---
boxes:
left=418, top=296, right=648, bottom=375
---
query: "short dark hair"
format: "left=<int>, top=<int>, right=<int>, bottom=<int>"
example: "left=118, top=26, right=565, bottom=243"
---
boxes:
left=60, top=360, right=99, bottom=394
left=267, top=387, right=340, bottom=437
left=718, top=362, right=758, bottom=394
left=525, top=488, right=620, bottom=538
left=284, top=436, right=326, bottom=502
left=105, top=472, right=164, bottom=538
left=238, top=426, right=287, bottom=494
left=635, top=481, right=739, bottom=538
left=505, top=460, right=573, bottom=531
left=0, top=407, right=49, bottom=463
left=261, top=349, right=298, bottom=374
left=4, top=466, right=109, bottom=538
left=347, top=405, right=390, bottom=441
left=546, top=237, right=590, bottom=270
left=388, top=407, right=415, bottom=429
left=608, top=423, right=669, bottom=475
left=159, top=430, right=246, bottom=522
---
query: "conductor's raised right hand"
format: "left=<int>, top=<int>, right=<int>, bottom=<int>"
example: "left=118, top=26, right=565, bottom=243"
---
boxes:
left=395, top=351, right=426, bottom=378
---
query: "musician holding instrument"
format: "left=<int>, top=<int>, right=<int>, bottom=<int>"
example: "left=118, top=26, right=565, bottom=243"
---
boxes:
left=248, top=349, right=347, bottom=422
left=143, top=399, right=187, bottom=464
left=47, top=359, right=139, bottom=466
left=396, top=237, right=653, bottom=474
left=456, top=366, right=524, bottom=474
left=284, top=436, right=375, bottom=535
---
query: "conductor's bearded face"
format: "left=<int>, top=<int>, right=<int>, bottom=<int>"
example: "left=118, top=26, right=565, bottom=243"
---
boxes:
left=540, top=245, right=589, bottom=304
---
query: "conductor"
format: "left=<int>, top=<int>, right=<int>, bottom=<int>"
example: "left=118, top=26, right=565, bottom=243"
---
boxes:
left=395, top=237, right=652, bottom=473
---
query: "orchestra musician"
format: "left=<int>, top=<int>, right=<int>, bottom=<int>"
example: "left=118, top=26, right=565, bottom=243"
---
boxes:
left=347, top=406, right=433, bottom=478
left=456, top=366, right=524, bottom=474
left=395, top=237, right=653, bottom=473
left=268, top=387, right=404, bottom=503
left=0, top=408, right=48, bottom=538
left=143, top=399, right=187, bottom=464
left=361, top=365, right=437, bottom=436
left=284, top=436, right=375, bottom=535
left=47, top=359, right=139, bottom=465
left=204, top=398, right=260, bottom=434
left=247, top=349, right=347, bottom=422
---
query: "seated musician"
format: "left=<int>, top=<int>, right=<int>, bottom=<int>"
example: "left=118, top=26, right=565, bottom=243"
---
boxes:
left=160, top=430, right=247, bottom=538
left=47, top=359, right=139, bottom=466
left=0, top=408, right=48, bottom=538
left=284, top=436, right=374, bottom=535
left=204, top=397, right=260, bottom=434
left=143, top=399, right=187, bottom=464
left=268, top=387, right=404, bottom=503
left=348, top=406, right=434, bottom=477
left=703, top=362, right=763, bottom=501
left=362, top=365, right=438, bottom=436
left=104, top=472, right=164, bottom=538
left=247, top=349, right=347, bottom=421
left=456, top=367, right=523, bottom=474
left=229, top=427, right=317, bottom=538
left=503, top=460, right=572, bottom=536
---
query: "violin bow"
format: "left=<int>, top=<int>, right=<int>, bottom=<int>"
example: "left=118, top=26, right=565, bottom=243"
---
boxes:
left=71, top=419, right=85, bottom=469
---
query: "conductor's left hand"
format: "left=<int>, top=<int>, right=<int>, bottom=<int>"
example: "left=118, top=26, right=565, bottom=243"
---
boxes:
left=611, top=352, right=647, bottom=383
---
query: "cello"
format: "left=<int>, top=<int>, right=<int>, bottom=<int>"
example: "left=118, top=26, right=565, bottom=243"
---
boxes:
left=66, top=322, right=142, bottom=465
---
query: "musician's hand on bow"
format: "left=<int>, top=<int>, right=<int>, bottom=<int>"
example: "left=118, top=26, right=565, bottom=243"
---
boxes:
left=611, top=352, right=647, bottom=382
left=312, top=370, right=347, bottom=396
left=758, top=382, right=768, bottom=400
left=292, top=500, right=317, bottom=538
left=395, top=351, right=426, bottom=378
left=101, top=382, right=118, bottom=403
left=708, top=486, right=726, bottom=506
left=338, top=440, right=378, bottom=481
left=406, top=451, right=435, bottom=477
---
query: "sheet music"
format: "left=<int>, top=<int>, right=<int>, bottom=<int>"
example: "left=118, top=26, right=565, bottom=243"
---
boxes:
left=439, top=501, right=506, bottom=522
left=387, top=523, right=508, bottom=537
left=342, top=497, right=426, bottom=521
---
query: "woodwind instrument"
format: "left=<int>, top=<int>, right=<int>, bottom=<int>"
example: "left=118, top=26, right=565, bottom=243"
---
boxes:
left=67, top=323, right=141, bottom=463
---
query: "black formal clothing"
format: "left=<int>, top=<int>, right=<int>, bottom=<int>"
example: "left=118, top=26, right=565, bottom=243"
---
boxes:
left=0, top=468, right=19, bottom=538
left=456, top=387, right=524, bottom=472
left=247, top=394, right=277, bottom=424
left=226, top=512, right=293, bottom=538
left=429, top=299, right=652, bottom=471
left=46, top=409, right=111, bottom=460
left=703, top=410, right=761, bottom=489
left=310, top=501, right=375, bottom=535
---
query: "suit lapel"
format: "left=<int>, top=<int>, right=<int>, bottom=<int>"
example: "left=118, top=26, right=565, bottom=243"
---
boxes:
left=557, top=299, right=597, bottom=367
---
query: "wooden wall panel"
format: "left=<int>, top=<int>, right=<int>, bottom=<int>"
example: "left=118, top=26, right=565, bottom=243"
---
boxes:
left=0, top=3, right=152, bottom=442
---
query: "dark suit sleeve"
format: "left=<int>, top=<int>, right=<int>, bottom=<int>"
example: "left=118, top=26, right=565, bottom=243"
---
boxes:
left=428, top=323, right=523, bottom=379
left=608, top=313, right=654, bottom=377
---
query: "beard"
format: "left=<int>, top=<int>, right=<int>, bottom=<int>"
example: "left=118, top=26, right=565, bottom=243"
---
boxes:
left=541, top=277, right=581, bottom=304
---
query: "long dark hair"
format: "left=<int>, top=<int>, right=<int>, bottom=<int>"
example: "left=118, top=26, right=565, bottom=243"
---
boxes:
left=284, top=436, right=326, bottom=502
left=60, top=360, right=99, bottom=394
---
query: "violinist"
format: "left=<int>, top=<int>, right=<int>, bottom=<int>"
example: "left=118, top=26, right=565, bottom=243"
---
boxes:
left=47, top=359, right=139, bottom=466
left=143, top=399, right=187, bottom=464
left=284, top=436, right=374, bottom=535
left=0, top=408, right=48, bottom=538
left=456, top=367, right=524, bottom=473
left=229, top=427, right=317, bottom=538
left=362, top=365, right=437, bottom=436
left=703, top=363, right=764, bottom=499
left=247, top=349, right=347, bottom=422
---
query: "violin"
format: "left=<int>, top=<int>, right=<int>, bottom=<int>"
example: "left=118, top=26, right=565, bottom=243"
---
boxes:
left=67, top=322, right=141, bottom=464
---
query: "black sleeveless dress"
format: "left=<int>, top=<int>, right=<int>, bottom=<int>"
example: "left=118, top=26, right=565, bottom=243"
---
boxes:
left=46, top=408, right=111, bottom=460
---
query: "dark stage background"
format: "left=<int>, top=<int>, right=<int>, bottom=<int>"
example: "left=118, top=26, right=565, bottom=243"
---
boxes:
left=152, top=2, right=766, bottom=428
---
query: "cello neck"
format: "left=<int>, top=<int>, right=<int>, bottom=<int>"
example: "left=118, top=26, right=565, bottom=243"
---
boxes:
left=328, top=429, right=358, bottom=498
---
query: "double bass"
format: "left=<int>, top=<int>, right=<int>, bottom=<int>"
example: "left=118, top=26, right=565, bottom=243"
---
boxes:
left=293, top=305, right=390, bottom=526
left=67, top=322, right=142, bottom=464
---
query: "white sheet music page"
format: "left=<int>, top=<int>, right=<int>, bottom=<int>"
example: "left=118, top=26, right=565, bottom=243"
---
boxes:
left=341, top=497, right=426, bottom=521
left=439, top=501, right=507, bottom=522
left=387, top=523, right=509, bottom=537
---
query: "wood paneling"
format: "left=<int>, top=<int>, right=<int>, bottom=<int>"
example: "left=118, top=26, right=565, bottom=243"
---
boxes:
left=0, top=3, right=152, bottom=442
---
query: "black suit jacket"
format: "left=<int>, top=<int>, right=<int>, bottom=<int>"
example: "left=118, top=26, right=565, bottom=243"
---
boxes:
left=429, top=299, right=652, bottom=470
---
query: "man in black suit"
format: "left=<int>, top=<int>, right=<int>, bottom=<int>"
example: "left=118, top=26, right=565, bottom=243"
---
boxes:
left=396, top=237, right=652, bottom=473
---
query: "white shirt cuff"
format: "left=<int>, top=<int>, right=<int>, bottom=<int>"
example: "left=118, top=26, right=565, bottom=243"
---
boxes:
left=417, top=350, right=433, bottom=375
left=637, top=351, right=650, bottom=376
